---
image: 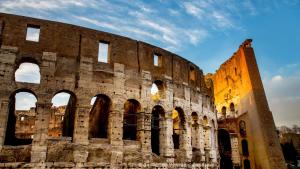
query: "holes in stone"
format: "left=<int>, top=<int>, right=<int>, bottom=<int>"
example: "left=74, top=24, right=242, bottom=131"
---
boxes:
left=89, top=94, right=111, bottom=138
left=5, top=90, right=37, bottom=145
left=26, top=25, right=40, bottom=42
left=123, top=99, right=141, bottom=140
left=49, top=91, right=76, bottom=138
left=15, top=62, right=40, bottom=84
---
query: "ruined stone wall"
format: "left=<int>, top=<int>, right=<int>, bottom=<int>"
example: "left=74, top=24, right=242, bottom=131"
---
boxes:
left=210, top=40, right=286, bottom=169
left=0, top=13, right=218, bottom=168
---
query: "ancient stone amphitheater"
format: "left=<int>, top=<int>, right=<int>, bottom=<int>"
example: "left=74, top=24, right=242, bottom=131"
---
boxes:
left=0, top=13, right=286, bottom=169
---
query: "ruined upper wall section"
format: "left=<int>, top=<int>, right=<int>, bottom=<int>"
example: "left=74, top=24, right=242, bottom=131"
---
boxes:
left=209, top=39, right=286, bottom=169
left=0, top=13, right=208, bottom=93
left=209, top=39, right=258, bottom=113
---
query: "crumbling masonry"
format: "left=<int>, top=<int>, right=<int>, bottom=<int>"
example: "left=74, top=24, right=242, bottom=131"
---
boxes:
left=0, top=13, right=285, bottom=169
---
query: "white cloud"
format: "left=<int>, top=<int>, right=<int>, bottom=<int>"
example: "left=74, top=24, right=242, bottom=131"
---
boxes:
left=264, top=73, right=300, bottom=127
left=15, top=63, right=40, bottom=84
left=271, top=75, right=283, bottom=83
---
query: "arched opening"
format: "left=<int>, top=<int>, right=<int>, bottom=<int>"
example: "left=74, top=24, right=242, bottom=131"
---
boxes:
left=15, top=62, right=41, bottom=84
left=5, top=90, right=37, bottom=145
left=123, top=99, right=141, bottom=140
left=242, top=139, right=249, bottom=156
left=49, top=91, right=76, bottom=138
left=172, top=107, right=185, bottom=149
left=244, top=159, right=251, bottom=169
left=151, top=105, right=164, bottom=155
left=230, top=103, right=235, bottom=112
left=239, top=120, right=247, bottom=137
left=218, top=129, right=233, bottom=169
left=221, top=106, right=226, bottom=118
left=89, top=94, right=111, bottom=138
left=191, top=112, right=201, bottom=162
left=151, top=80, right=165, bottom=101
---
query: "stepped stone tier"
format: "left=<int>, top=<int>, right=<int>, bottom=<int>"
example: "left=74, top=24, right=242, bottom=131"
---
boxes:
left=0, top=13, right=285, bottom=169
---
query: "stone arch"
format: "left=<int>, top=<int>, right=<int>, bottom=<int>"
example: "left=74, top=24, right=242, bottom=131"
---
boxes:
left=151, top=80, right=166, bottom=101
left=221, top=106, right=226, bottom=118
left=123, top=99, right=141, bottom=140
left=5, top=89, right=37, bottom=145
left=89, top=94, right=112, bottom=139
left=49, top=90, right=76, bottom=138
left=242, top=139, right=249, bottom=156
left=151, top=105, right=165, bottom=155
left=230, top=102, right=235, bottom=112
left=239, top=120, right=247, bottom=137
left=172, top=107, right=186, bottom=149
left=218, top=129, right=233, bottom=169
left=14, top=58, right=41, bottom=84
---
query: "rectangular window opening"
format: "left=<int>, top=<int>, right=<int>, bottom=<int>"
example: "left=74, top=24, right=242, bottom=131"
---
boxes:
left=98, top=41, right=109, bottom=63
left=154, top=53, right=161, bottom=67
left=26, top=25, right=40, bottom=42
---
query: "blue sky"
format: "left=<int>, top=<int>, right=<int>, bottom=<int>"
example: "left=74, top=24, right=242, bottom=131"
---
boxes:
left=1, top=0, right=299, bottom=127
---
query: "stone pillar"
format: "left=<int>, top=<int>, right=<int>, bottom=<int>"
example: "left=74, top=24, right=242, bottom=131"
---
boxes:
left=72, top=104, right=90, bottom=163
left=198, top=125, right=205, bottom=162
left=191, top=123, right=202, bottom=162
left=109, top=63, right=126, bottom=168
left=161, top=111, right=174, bottom=163
left=203, top=125, right=211, bottom=162
left=230, top=134, right=240, bottom=166
left=31, top=101, right=52, bottom=162
left=139, top=111, right=152, bottom=162
left=0, top=46, right=17, bottom=148
left=182, top=118, right=192, bottom=162
left=0, top=99, right=9, bottom=148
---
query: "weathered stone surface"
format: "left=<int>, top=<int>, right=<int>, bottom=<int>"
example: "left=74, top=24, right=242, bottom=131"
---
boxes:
left=0, top=13, right=284, bottom=169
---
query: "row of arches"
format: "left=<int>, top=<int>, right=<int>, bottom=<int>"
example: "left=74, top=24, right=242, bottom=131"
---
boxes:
left=4, top=89, right=217, bottom=160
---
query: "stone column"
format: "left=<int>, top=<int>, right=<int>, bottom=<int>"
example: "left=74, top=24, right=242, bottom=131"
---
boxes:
left=72, top=103, right=90, bottom=163
left=31, top=101, right=52, bottom=162
left=109, top=63, right=126, bottom=168
left=138, top=111, right=152, bottom=162
left=230, top=134, right=240, bottom=166
left=0, top=99, right=9, bottom=148
left=199, top=125, right=205, bottom=162
left=191, top=123, right=202, bottom=162
left=161, top=110, right=174, bottom=163
left=181, top=118, right=192, bottom=162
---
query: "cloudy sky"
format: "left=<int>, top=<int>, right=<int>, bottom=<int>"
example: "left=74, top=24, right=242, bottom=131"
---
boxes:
left=1, top=0, right=299, bottom=127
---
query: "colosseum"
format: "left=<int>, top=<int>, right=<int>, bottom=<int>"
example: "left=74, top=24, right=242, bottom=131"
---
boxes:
left=0, top=13, right=286, bottom=169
